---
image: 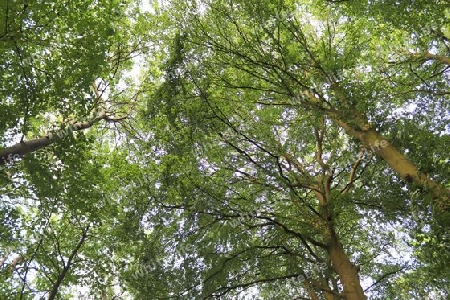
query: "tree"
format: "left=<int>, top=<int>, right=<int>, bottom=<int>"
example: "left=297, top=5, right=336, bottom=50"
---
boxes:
left=0, top=0, right=147, bottom=298
left=1, top=0, right=449, bottom=299
left=180, top=0, right=449, bottom=214
left=0, top=0, right=143, bottom=165
left=121, top=0, right=449, bottom=298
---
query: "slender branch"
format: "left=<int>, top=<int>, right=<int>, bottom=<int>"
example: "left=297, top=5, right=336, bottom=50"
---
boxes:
left=47, top=225, right=90, bottom=300
left=341, top=150, right=364, bottom=195
left=363, top=266, right=407, bottom=292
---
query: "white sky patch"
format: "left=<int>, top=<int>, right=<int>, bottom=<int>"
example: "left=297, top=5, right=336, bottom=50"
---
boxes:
left=392, top=102, right=417, bottom=118
left=139, top=0, right=153, bottom=13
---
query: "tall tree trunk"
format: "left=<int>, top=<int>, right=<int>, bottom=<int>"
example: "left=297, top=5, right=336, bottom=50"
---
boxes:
left=311, top=165, right=366, bottom=300
left=336, top=119, right=449, bottom=210
left=303, top=89, right=450, bottom=210
left=0, top=113, right=108, bottom=166
left=304, top=280, right=320, bottom=300
left=328, top=227, right=367, bottom=300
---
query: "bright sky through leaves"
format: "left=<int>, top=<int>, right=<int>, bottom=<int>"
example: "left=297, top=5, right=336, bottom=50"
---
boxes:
left=0, top=0, right=449, bottom=299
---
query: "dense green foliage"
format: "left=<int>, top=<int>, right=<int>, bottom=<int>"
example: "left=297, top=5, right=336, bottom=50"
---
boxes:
left=0, top=0, right=449, bottom=299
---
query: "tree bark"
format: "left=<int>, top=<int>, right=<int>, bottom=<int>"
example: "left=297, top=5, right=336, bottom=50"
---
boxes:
left=0, top=113, right=108, bottom=166
left=336, top=119, right=450, bottom=210
left=308, top=138, right=366, bottom=300
left=303, top=87, right=450, bottom=212
left=304, top=280, right=320, bottom=300
left=328, top=228, right=367, bottom=300
left=421, top=52, right=450, bottom=65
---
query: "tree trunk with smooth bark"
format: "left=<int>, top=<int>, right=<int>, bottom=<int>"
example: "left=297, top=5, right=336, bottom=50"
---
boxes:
left=0, top=113, right=108, bottom=166
left=328, top=228, right=367, bottom=300
left=336, top=119, right=450, bottom=211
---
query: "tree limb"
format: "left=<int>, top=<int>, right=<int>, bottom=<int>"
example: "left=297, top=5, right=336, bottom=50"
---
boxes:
left=47, top=224, right=90, bottom=300
left=0, top=113, right=109, bottom=166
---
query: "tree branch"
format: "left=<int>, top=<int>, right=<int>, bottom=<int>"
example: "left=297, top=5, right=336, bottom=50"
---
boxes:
left=47, top=224, right=90, bottom=300
left=0, top=113, right=108, bottom=166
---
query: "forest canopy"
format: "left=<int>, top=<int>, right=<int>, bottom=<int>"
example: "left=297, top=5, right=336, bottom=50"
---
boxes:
left=0, top=0, right=449, bottom=299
